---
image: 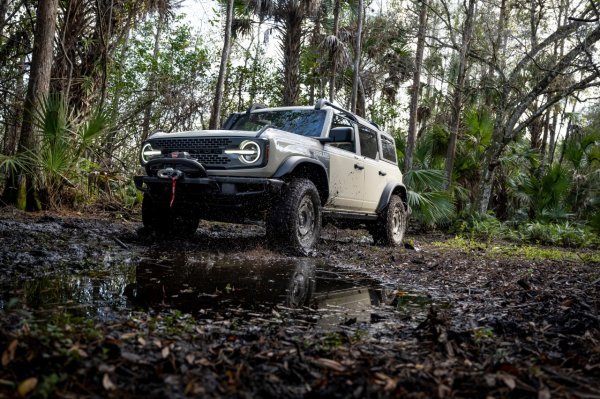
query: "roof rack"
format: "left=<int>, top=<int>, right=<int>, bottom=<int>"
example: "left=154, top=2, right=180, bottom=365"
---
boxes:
left=246, top=103, right=267, bottom=114
left=314, top=99, right=357, bottom=122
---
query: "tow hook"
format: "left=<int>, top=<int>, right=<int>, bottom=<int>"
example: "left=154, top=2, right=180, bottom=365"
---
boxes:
left=157, top=168, right=183, bottom=180
left=157, top=168, right=183, bottom=208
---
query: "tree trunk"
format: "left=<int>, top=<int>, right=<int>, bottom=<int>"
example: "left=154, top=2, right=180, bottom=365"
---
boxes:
left=404, top=0, right=428, bottom=173
left=356, top=74, right=366, bottom=116
left=281, top=10, right=303, bottom=106
left=18, top=0, right=58, bottom=152
left=3, top=55, right=26, bottom=156
left=308, top=5, right=321, bottom=105
left=142, top=12, right=165, bottom=139
left=559, top=101, right=577, bottom=166
left=538, top=109, right=551, bottom=175
left=3, top=0, right=58, bottom=208
left=350, top=0, right=363, bottom=113
left=249, top=2, right=263, bottom=105
left=483, top=0, right=507, bottom=107
left=104, top=15, right=133, bottom=167
left=548, top=108, right=559, bottom=165
left=0, top=0, right=7, bottom=37
left=478, top=124, right=505, bottom=213
left=444, top=0, right=476, bottom=189
left=328, top=0, right=340, bottom=101
left=209, top=0, right=234, bottom=128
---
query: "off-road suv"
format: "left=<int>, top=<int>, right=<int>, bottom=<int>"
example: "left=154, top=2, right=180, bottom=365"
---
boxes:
left=134, top=99, right=408, bottom=255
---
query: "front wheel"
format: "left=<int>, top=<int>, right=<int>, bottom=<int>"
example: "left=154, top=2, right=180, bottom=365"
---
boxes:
left=266, top=178, right=322, bottom=256
left=369, top=194, right=407, bottom=246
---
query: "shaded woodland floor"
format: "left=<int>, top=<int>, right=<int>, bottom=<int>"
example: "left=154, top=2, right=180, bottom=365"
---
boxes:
left=0, top=207, right=598, bottom=398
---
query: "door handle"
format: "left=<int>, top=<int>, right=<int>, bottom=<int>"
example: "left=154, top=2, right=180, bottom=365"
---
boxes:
left=354, top=164, right=364, bottom=170
left=379, top=171, right=387, bottom=176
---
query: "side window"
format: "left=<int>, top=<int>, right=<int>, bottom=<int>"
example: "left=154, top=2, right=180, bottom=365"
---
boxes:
left=330, top=114, right=356, bottom=153
left=332, top=114, right=352, bottom=128
left=358, top=126, right=379, bottom=160
left=381, top=136, right=397, bottom=163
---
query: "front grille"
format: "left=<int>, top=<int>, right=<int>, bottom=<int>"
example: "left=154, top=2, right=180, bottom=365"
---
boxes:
left=153, top=137, right=233, bottom=166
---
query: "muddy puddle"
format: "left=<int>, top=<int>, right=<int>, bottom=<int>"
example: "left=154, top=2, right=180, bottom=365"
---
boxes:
left=0, top=248, right=436, bottom=329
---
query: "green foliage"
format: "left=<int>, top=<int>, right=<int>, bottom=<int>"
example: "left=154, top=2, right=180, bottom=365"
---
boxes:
left=509, top=164, right=572, bottom=222
left=452, top=212, right=598, bottom=248
left=434, top=236, right=599, bottom=261
left=109, top=15, right=210, bottom=137
left=404, top=168, right=455, bottom=227
left=0, top=153, right=33, bottom=178
left=414, top=124, right=448, bottom=168
left=452, top=107, right=494, bottom=204
left=32, top=94, right=109, bottom=207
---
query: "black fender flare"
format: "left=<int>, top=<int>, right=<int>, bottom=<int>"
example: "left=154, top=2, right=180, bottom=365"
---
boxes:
left=273, top=156, right=329, bottom=202
left=273, top=156, right=328, bottom=179
left=376, top=183, right=408, bottom=214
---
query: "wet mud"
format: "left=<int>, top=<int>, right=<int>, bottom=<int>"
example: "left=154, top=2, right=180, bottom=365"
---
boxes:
left=0, top=207, right=598, bottom=398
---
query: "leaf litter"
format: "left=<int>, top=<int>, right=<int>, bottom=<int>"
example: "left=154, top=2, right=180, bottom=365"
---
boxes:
left=0, top=209, right=598, bottom=398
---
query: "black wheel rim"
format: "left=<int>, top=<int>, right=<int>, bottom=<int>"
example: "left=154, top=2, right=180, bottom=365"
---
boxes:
left=297, top=195, right=316, bottom=247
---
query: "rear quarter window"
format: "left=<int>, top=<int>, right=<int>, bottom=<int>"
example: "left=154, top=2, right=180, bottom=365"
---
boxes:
left=381, top=136, right=397, bottom=163
left=358, top=126, right=379, bottom=160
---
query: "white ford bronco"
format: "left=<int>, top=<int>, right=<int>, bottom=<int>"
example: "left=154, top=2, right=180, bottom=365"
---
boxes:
left=134, top=99, right=408, bottom=255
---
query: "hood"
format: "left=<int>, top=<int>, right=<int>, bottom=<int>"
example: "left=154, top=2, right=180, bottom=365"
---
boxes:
left=146, top=130, right=260, bottom=141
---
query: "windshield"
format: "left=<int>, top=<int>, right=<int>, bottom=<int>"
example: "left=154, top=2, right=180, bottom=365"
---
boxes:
left=231, top=109, right=326, bottom=137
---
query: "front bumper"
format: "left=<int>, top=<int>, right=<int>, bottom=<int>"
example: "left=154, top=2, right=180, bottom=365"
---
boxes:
left=134, top=174, right=284, bottom=197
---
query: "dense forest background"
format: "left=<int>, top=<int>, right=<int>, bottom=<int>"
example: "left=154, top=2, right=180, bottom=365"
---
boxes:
left=0, top=0, right=598, bottom=246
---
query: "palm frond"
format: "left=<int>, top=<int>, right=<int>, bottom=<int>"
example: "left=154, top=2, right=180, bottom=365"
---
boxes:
left=76, top=111, right=110, bottom=150
left=404, top=168, right=455, bottom=226
left=232, top=18, right=254, bottom=38
left=0, top=152, right=34, bottom=177
left=33, top=94, right=70, bottom=148
left=407, top=189, right=454, bottom=225
left=404, top=168, right=447, bottom=192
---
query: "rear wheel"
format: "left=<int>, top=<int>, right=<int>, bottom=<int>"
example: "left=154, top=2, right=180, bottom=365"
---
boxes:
left=141, top=193, right=199, bottom=237
left=369, top=194, right=407, bottom=246
left=266, top=178, right=322, bottom=256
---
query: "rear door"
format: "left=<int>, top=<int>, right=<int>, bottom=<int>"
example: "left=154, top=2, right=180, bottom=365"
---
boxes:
left=358, top=125, right=387, bottom=213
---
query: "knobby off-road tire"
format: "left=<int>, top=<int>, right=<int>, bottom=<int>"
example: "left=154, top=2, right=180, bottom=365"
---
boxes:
left=141, top=193, right=199, bottom=237
left=369, top=194, right=407, bottom=246
left=266, top=178, right=322, bottom=256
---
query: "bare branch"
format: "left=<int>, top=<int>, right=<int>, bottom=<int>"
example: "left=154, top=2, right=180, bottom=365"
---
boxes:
left=506, top=24, right=600, bottom=134
left=513, top=71, right=600, bottom=134
left=508, top=20, right=586, bottom=82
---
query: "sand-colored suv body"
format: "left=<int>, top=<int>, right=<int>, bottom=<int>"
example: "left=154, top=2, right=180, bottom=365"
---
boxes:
left=134, top=100, right=408, bottom=254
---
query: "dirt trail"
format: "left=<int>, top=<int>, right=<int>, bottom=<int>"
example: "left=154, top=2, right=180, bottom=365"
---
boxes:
left=0, top=208, right=598, bottom=398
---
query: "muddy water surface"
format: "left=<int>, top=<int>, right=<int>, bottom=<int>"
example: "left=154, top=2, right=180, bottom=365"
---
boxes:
left=1, top=246, right=433, bottom=329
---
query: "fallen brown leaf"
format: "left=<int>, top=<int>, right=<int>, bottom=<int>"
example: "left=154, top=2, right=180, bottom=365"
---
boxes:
left=161, top=346, right=170, bottom=358
left=2, top=340, right=18, bottom=366
left=497, top=372, right=516, bottom=390
left=311, top=358, right=346, bottom=372
left=102, top=374, right=116, bottom=391
left=17, top=377, right=37, bottom=397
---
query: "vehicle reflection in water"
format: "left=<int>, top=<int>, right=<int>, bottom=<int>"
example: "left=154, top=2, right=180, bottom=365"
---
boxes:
left=124, top=252, right=382, bottom=325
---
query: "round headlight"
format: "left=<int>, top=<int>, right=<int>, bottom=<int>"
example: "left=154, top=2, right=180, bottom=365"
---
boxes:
left=239, top=140, right=261, bottom=164
left=140, top=143, right=162, bottom=165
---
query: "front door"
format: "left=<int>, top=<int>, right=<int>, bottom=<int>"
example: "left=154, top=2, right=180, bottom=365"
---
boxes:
left=325, top=146, right=364, bottom=211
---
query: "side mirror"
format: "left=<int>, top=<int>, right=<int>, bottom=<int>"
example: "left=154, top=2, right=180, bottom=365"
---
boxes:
left=329, top=126, right=353, bottom=142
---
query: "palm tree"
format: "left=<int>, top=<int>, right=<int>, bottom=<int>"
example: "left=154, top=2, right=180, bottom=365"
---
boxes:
left=248, top=0, right=321, bottom=105
left=32, top=94, right=109, bottom=208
